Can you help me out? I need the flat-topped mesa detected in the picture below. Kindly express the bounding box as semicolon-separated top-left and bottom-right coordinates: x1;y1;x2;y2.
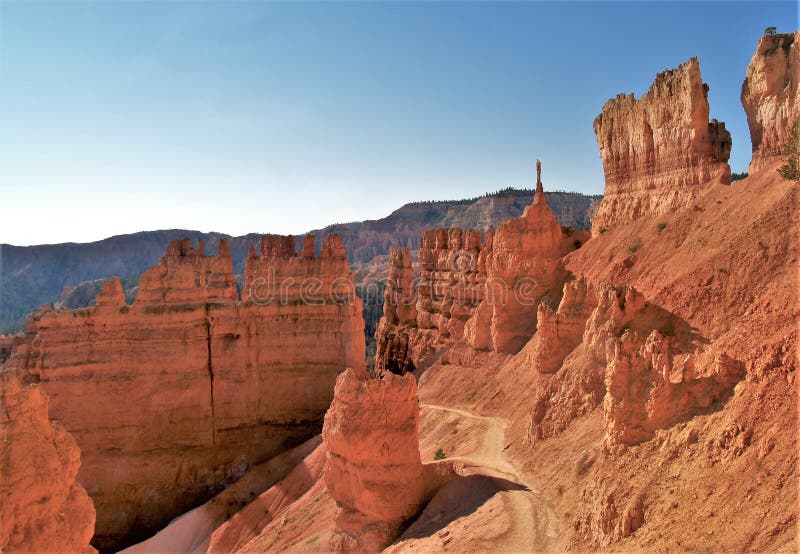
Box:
323;368;442;552
742;31;800;173
137;238;237;305
11;233;365;551
0;369;96;553
592;57;732;234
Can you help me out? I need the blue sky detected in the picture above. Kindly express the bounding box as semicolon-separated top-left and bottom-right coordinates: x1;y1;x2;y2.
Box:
0;1;796;245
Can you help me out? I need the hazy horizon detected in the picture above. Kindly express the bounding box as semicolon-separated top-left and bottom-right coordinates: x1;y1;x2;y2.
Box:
1;1;795;246
0;186;601;248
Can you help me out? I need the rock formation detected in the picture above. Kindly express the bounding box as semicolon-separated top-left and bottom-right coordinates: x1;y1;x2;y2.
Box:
592;57;732;233
375;230;488;371
526;280;745;449
573;484;646;547
604;330;744;447
481;162;580;352
7;234;365;551
375;162;588;370
527;277;597;374
323;368;443;552
741;31;800;172
0;334;22;364
0;369;96;553
374;248;418;374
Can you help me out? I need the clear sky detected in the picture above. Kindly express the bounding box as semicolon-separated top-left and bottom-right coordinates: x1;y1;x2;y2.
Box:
0;1;796;246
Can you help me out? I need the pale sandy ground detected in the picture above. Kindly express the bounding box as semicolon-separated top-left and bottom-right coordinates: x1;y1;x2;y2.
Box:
387;403;562;553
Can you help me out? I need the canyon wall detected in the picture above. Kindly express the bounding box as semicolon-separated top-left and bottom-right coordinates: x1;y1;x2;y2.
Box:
741;31;800;172
0;369;96;553
9;234;364;551
376;164;588;371
592;57;732;233
323;368;444;552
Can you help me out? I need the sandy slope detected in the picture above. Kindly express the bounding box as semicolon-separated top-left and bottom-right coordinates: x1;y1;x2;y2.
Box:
120;437;322;554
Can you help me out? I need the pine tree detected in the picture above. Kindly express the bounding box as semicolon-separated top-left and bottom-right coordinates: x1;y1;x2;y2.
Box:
778;117;800;182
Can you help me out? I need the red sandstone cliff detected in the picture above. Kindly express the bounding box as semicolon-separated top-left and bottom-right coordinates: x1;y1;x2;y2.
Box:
0;369;95;553
592;58;732;233
742;31;800;172
7;234;364;551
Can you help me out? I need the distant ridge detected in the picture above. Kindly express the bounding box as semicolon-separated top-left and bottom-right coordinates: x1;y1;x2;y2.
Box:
0;188;599;333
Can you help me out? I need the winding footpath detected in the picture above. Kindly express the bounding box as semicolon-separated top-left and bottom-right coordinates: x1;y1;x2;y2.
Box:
420;403;562;552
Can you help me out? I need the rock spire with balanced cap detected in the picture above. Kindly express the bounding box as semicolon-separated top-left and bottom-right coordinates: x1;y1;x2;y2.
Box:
533;159;545;205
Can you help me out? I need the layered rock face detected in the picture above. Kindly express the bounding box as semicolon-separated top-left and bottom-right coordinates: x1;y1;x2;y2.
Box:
376;163;587;370
592;57;732;233
9;234;364;551
0;369;95;553
376;230;488;371
323;368;441;552
417;228;486;349
741;31;800;172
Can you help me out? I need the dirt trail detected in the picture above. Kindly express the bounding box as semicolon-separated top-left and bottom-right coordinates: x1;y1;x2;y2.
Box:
420;403;562;552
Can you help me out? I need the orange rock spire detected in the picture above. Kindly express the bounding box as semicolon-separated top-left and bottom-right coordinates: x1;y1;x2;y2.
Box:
533;158;545;205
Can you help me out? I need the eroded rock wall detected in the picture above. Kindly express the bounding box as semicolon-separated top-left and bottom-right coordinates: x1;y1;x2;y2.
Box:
592;58;731;233
604;330;744;448
9;235;364;551
526;281;745;449
374;248;418;374
741;31;800;172
376;164;587;368
0;370;96;553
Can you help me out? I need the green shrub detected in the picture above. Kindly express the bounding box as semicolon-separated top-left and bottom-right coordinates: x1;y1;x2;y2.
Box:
627;238;643;253
434;448;446;461
778;117;800;182
657;223;667;234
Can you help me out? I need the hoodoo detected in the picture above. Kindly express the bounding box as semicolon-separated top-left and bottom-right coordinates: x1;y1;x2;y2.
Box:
6;234;365;551
323;368;444;553
591;58;732;233
741;30;800;172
